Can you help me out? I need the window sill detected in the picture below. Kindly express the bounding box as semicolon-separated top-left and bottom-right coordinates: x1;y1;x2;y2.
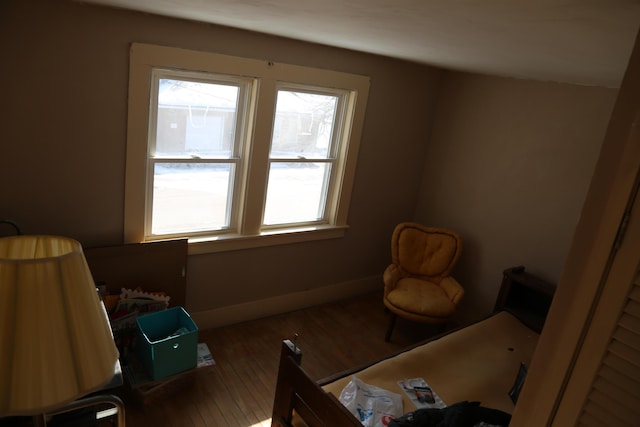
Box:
186;225;349;255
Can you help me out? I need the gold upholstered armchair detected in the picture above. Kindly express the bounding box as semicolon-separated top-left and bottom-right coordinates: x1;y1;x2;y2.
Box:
383;222;464;341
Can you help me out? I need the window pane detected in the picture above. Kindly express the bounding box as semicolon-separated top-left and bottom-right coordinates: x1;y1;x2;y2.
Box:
263;162;330;225
270;90;338;159
151;163;233;234
155;79;239;158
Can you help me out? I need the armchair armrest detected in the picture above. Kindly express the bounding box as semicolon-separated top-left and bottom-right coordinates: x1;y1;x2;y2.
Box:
440;276;464;305
383;264;402;297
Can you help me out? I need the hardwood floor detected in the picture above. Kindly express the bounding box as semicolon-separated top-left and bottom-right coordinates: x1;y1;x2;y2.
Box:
115;291;441;427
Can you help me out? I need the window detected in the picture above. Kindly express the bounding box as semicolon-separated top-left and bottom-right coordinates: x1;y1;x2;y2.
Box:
125;44;370;253
150;72;249;236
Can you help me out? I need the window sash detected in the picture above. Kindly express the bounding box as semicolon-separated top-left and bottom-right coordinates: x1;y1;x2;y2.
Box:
262;160;333;227
146;158;240;239
145;69;253;239
262;85;348;228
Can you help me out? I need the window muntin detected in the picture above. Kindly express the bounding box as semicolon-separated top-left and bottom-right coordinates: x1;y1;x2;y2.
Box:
125;44;370;252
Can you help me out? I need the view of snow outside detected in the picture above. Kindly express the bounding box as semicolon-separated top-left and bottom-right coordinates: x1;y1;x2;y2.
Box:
151;78;338;235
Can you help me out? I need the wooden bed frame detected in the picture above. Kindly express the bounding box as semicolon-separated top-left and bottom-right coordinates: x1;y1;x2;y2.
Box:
271;266;555;427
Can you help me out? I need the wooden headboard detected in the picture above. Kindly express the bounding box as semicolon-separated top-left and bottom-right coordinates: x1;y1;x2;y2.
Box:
83;239;188;308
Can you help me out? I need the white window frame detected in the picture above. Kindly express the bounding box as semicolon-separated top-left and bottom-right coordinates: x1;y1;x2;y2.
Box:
124;43;370;254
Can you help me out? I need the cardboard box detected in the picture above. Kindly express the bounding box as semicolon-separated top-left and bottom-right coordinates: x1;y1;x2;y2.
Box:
136;306;198;380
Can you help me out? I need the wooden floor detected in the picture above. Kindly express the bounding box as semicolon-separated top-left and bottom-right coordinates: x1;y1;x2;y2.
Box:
115;291;441;427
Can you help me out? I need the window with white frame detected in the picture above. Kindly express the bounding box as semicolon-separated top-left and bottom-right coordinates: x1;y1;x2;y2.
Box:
124;44;370;253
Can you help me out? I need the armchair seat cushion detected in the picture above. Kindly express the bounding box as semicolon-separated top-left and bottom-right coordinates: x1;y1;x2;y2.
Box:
385;278;456;318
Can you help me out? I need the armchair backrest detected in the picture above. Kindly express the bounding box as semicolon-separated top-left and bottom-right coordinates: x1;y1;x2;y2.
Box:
391;223;462;280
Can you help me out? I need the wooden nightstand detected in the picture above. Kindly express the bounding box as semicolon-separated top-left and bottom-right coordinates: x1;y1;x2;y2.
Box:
495;266;556;333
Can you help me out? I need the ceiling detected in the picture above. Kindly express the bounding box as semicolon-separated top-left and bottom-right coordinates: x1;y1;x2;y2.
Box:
80;0;640;88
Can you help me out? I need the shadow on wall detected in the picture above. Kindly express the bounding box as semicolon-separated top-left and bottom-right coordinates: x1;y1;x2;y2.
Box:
0;220;23;237
450;233;494;325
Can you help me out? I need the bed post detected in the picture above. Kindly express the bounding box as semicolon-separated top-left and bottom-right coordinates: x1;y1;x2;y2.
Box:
271;339;302;427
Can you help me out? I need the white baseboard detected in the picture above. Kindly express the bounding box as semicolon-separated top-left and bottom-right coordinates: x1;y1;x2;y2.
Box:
190;275;381;330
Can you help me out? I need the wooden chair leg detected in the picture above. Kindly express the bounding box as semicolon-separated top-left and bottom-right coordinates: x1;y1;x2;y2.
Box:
385;313;397;342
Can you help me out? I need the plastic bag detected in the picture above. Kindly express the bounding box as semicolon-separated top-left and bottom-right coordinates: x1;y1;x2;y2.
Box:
339;376;403;427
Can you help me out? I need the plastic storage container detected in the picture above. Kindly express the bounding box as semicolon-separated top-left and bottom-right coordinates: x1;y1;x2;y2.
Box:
136;306;198;380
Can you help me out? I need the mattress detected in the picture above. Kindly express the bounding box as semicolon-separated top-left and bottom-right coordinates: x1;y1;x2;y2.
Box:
321;311;540;415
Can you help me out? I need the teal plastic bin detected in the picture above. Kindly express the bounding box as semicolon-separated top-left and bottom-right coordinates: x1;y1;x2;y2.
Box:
136;306;198;380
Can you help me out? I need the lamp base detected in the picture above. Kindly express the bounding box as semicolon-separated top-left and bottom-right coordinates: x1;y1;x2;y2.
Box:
34;395;125;427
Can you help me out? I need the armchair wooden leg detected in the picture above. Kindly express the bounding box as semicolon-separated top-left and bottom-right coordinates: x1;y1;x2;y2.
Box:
385;313;397;342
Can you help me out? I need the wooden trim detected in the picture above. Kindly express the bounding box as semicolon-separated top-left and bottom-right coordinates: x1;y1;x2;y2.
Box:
552;170;640;424
190;275;381;329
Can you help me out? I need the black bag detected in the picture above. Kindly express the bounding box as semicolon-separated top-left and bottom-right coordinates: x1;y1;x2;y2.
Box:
388;401;511;427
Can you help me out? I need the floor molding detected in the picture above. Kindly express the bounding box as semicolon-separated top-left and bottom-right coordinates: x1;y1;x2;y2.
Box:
191;275;381;330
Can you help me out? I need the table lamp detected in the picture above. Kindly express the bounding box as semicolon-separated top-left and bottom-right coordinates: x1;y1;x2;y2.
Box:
0;235;121;425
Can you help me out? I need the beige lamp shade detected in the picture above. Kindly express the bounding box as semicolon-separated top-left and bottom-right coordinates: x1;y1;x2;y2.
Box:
0;235;119;416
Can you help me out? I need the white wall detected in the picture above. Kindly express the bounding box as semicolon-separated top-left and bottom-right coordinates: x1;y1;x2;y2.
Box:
415;72;618;323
